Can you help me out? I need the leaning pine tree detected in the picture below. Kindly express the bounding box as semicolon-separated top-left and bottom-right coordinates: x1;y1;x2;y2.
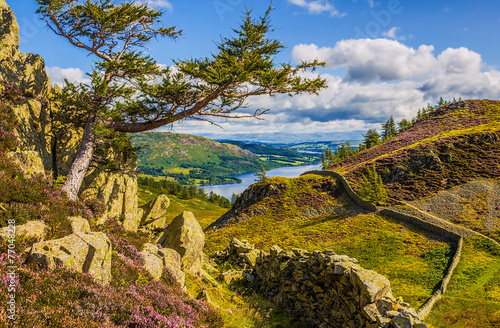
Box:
36;0;327;201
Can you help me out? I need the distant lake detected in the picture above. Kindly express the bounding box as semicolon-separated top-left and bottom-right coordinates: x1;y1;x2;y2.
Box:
200;163;322;200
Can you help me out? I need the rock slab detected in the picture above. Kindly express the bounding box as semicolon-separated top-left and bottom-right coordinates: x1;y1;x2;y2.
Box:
158;211;205;274
29;232;112;285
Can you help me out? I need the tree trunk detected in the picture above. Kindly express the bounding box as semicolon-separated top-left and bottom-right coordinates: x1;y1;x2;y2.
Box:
61;112;97;201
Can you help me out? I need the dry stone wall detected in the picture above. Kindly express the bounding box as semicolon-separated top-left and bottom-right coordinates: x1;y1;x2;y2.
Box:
301;170;468;320
214;239;427;328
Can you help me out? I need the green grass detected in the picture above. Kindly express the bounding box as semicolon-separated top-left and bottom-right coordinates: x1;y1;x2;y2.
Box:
185;267;309;328
205;174;452;309
426;237;500;328
138;184;228;229
165;167;194;174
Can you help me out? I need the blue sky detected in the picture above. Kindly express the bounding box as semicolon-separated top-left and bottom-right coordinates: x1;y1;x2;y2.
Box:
6;0;500;141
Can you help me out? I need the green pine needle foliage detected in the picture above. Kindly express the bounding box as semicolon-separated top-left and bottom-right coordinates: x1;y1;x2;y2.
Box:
358;164;388;204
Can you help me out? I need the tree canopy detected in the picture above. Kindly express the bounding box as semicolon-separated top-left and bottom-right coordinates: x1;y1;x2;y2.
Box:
36;0;327;200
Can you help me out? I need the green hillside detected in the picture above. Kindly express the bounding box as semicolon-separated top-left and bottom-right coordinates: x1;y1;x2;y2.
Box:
288;140;362;153
205;174;453;309
330;100;500;201
132;132;319;185
325;99;500;242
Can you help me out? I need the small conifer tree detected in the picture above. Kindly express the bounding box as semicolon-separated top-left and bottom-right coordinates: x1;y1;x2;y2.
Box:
358;164;388;204
381;116;397;141
254;164;268;182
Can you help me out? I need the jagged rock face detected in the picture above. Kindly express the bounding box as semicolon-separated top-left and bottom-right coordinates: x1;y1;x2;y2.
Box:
0;0;50;96
28;232;112;285
0;1;53;168
158;211;205;274
0;1;141;231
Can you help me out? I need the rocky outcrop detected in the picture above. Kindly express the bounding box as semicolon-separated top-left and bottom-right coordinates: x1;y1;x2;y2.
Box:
1;0;53;168
139;194;170;233
140;243;185;289
28;232;112;285
139;194;170;224
140;243;165;280
207;182;287;231
79;150;140;232
213;238;427;328
157;211;205;274
0;0;142;231
0;220;48;243
7;151;46;176
69;216;91;234
0;0;51;96
159;247;186;289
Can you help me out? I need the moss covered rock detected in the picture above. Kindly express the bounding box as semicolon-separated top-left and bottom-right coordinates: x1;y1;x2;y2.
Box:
158;211;205;274
28;232;112;285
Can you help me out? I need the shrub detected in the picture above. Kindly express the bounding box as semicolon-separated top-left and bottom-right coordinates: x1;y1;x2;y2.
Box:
358;164;388;204
0;256;222;327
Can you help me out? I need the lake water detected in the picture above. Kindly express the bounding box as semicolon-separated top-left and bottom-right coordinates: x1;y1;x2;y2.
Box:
200;163;322;200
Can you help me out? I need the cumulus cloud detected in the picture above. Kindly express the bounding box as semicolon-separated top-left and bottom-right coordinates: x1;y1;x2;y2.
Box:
286;39;500;121
288;0;344;17
421;47;500;99
292;39;436;83
46;67;89;86
138;0;173;10
175;39;500;138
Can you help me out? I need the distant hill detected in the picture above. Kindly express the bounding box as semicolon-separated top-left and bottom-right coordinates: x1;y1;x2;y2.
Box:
219;139;322;163
131;132;319;185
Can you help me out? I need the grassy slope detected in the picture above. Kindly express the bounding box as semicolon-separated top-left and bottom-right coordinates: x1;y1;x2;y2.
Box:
426;237;500;328
138;184;228;229
202;175;500;328
205;174;452;309
330;100;500;201
133;132;258;170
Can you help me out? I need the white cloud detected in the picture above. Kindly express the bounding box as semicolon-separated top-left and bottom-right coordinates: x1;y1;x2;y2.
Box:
382;27;406;40
367;0;375;8
288;0;344;17
139;0;173;10
46;67;89;86
292;39;437;83
172;40;500;138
